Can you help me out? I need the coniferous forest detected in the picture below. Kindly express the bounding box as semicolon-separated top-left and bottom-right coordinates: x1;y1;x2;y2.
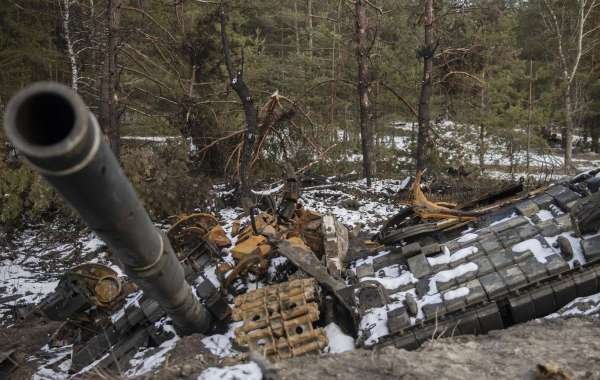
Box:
1;0;600;227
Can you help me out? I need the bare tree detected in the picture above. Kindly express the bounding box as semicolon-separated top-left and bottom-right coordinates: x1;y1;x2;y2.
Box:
416;0;435;173
307;0;314;58
99;0;122;158
219;3;258;209
354;0;376;186
541;0;599;173
59;0;79;91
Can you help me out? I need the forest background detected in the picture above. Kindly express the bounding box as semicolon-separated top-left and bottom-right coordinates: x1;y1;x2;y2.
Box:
1;0;599;230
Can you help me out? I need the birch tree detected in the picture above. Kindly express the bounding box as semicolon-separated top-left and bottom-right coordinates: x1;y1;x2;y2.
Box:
541;0;600;172
59;0;79;91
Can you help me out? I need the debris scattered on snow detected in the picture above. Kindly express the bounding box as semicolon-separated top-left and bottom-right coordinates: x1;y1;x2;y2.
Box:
125;326;179;377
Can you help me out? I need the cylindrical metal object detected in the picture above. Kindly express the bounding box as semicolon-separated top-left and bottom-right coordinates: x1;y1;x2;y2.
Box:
3;82;212;334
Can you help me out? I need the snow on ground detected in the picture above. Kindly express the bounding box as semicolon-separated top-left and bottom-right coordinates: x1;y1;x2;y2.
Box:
299;179;405;233
32;345;72;380
341;120;600;178
201;321;243;358
197;362;262;380
325;323;355;353
125;328;179;377
0;228;112;321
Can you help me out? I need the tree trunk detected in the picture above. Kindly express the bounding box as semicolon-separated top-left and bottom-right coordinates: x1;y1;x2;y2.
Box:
592;117;599;153
354;0;375;185
416;0;434;173
526;59;533;175
99;0;121;159
478;125;485;174
478;71;485;174
220;5;257;209
307;0;313;58
329;0;342;128
564;84;574;173
294;0;301;55
61;0;78;91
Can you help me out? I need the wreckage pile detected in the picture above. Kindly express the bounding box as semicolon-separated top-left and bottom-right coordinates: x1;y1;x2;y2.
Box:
2;83;600;377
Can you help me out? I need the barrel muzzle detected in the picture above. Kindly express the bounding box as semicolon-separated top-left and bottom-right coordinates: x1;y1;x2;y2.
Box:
3;82;99;175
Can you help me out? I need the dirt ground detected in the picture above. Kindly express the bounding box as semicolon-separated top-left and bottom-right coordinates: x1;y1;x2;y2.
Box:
2;303;600;379
0;319;63;379
268;317;600;380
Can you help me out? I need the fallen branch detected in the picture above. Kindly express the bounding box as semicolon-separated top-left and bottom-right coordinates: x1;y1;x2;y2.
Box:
195;129;245;155
296;143;339;174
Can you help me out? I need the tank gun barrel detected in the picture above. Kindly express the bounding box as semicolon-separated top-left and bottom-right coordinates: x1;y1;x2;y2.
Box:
3;82;212;334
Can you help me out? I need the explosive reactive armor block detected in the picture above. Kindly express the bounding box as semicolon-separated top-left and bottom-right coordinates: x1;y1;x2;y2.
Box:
232;278;328;360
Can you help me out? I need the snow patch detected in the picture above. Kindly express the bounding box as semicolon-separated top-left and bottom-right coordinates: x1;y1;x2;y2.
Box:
125;326;179;376
458;233;478;243
443;286;469;301
251;183;284;196
359;302;404;346
512;239;557;264
198;362;262;380
325;323;355;353
33;345;72;380
361;270;417;290
201;321;242;358
535;209;554;222
546;292;600;318
429;262;478;295
427;246;478;266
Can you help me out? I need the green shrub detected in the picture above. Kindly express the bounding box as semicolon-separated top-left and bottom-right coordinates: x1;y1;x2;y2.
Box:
121;140;212;219
0;139;212;231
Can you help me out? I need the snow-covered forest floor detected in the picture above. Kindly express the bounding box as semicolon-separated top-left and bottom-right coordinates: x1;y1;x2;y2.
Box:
2;173;600;379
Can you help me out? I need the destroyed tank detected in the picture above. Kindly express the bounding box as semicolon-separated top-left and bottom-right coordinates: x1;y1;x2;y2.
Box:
350;171;600;349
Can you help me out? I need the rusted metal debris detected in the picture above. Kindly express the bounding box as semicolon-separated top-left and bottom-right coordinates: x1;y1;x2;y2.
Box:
37;263;133;322
232;278;328;360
